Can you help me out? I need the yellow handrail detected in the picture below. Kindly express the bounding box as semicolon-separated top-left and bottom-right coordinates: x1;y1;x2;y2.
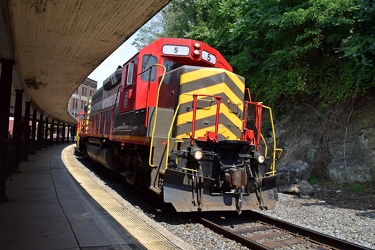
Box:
148;64;167;167
166;102;182;169
165;93;190;169
260;133;268;157
181;167;198;172
260;104;282;175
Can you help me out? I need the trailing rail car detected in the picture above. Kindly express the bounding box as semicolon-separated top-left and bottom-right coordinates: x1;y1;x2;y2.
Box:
76;38;282;213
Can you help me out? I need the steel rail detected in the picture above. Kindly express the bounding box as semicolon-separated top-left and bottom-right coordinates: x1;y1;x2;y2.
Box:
246;211;371;250
192;215;271;250
192;211;372;250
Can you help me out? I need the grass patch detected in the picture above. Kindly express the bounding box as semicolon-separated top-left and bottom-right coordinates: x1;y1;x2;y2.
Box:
339;183;349;189
307;175;319;184
323;180;335;188
351;183;363;192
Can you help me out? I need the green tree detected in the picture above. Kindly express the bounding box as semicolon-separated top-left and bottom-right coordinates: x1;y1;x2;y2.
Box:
133;0;375;108
131;12;165;50
340;0;375;95
132;0;198;49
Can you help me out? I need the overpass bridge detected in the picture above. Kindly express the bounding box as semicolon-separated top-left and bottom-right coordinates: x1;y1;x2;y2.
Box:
0;0;171;202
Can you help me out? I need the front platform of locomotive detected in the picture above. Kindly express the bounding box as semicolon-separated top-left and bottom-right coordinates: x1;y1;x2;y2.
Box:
164;138;278;213
156;40;280;213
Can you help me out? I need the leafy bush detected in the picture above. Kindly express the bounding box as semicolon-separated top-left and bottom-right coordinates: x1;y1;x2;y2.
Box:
134;0;375;110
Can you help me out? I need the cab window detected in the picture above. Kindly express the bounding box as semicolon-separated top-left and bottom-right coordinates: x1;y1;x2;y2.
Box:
164;60;174;72
126;63;134;86
164;60;182;72
141;54;157;82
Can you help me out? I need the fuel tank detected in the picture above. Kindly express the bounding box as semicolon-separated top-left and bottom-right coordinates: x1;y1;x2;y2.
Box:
86;144;121;173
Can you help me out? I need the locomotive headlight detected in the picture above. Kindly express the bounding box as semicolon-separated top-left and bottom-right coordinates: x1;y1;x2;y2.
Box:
193;49;200;57
193;42;201;57
191;148;203;160
256;154;265;164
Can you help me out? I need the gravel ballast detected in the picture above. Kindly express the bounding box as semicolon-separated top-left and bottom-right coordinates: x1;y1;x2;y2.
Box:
77;156;375;249
158;193;375;249
259;193;375;249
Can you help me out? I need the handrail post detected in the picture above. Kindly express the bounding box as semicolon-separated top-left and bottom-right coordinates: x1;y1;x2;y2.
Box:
191;95;198;146
214;96;221;137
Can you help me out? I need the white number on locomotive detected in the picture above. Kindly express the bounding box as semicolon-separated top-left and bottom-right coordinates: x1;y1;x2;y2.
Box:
202;50;216;64
162;45;190;56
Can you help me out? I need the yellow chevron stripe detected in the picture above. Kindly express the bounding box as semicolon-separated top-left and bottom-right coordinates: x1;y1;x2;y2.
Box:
179;84;224;104
176;123;239;140
222;104;243;128
179;83;243;106
180;68;227;85
226;71;246;93
176;103;243;130
180;68;245;95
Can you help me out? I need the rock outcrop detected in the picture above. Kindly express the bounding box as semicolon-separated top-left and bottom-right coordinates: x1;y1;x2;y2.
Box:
274;95;375;188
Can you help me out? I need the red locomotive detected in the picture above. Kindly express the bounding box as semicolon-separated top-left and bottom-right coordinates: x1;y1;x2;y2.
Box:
76;38;282;213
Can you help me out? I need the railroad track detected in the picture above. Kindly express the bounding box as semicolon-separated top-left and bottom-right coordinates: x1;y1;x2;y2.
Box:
75;155;372;249
193;211;371;250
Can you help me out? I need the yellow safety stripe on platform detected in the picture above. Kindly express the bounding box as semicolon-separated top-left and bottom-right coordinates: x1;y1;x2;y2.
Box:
61;145;186;250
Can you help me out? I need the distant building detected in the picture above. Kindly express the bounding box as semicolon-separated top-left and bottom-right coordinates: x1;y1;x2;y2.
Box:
68;78;97;120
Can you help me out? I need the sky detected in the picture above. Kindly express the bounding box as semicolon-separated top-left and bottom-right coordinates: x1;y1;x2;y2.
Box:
88;34;138;89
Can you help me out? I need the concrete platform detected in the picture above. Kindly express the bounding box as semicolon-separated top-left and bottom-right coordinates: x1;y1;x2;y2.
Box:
0;144;192;250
